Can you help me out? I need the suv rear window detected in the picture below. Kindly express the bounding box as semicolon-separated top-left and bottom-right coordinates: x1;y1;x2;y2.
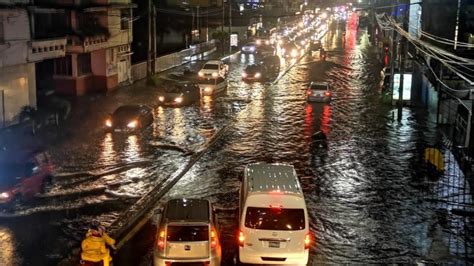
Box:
244;207;305;230
167;225;209;241
311;84;327;91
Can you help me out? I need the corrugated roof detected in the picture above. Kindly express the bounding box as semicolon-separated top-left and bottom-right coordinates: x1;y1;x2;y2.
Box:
246;163;301;194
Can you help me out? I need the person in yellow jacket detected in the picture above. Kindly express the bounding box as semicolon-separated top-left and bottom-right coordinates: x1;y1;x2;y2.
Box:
81;221;117;266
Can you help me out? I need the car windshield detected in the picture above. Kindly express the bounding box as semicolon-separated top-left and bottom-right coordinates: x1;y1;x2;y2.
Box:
113;106;140;117
244;207;305;230
203;64;219;70
246;65;260;72
311;84;328;91
164;85;184;93
166;225;209;241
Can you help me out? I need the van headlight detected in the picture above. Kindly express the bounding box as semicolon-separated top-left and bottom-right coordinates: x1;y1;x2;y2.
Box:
204;87;213;93
127;120;138;128
254;72;261;78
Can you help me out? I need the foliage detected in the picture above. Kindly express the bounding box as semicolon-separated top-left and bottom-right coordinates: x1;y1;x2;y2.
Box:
212;31;229;42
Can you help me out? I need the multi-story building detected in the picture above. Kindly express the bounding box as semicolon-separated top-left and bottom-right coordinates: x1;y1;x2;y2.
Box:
0;0;67;126
35;0;135;96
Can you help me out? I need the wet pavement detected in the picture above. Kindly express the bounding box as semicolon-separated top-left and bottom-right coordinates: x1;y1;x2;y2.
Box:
1;14;473;265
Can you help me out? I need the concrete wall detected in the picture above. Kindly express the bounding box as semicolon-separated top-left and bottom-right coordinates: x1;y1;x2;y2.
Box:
0;9;30;68
0;63;36;125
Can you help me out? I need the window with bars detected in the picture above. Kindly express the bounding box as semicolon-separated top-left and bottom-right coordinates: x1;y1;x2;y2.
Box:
77;53;92;76
54;55;72;76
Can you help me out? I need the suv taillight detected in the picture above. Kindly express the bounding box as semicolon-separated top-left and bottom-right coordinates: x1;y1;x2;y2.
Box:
211;229;217;249
238;230;245;247
324;91;331;97
307;89;312;96
158;230;165;250
304;233;311;249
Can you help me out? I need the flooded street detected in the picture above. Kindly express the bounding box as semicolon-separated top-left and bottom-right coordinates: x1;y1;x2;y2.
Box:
0;15;472;265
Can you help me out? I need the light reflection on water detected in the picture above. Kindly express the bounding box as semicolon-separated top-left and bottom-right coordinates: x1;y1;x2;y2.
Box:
0;226;18;266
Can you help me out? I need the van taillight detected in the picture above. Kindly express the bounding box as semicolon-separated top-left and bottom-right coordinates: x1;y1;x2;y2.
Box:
304;233;311;249
211;229;217;249
238;231;245;247
158;230;165;250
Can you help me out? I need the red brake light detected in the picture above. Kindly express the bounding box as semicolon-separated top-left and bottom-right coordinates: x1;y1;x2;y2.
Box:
238;231;245;247
158;230;165;250
269;204;283;209
307;90;312;96
211;229;217;249
304;233;311;249
324;91;331;96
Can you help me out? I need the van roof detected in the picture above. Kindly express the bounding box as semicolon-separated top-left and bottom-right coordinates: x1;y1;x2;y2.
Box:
164;198;210;222
205;60;222;65
245;163;302;195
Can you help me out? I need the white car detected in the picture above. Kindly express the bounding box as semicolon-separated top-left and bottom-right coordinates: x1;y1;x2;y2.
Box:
198;60;228;78
306;81;332;103
238;163;311;265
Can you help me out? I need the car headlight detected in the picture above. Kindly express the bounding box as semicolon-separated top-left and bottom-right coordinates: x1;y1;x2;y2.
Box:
242;72;248;78
256;40;262;45
158;96;164;102
291;49;299;57
0;192;10;199
212;72;219;78
198;71;204;77
250;47;255;51
265;40;270;45
281;48;286;54
174;97;183;103
204;87;213;93
127;120;138;128
254;72;261;78
105;119;112;127
301;40;306;46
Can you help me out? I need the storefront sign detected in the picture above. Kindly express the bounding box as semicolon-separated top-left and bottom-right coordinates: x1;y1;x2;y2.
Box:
392;73;412;100
230;34;238;47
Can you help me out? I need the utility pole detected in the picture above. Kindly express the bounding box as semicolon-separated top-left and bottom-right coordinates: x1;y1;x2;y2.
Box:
229;0;232;54
197;6;200;42
397;0;408;121
147;0;156;76
388;1;397;104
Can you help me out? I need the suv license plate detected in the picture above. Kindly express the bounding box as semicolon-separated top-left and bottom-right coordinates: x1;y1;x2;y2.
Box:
269;241;280;248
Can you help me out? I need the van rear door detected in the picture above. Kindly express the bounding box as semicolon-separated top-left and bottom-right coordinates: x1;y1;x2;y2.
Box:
243;207;307;255
165;224;210;259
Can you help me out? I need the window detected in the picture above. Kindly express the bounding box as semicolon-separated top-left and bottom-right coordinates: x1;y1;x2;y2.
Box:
166;225;209;242
54;55;72;76
34;12;70;39
120;9;130;30
244;207;305;230
77;53;92;76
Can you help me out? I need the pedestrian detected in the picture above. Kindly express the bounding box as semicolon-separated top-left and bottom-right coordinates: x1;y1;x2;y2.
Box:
80;221;117;266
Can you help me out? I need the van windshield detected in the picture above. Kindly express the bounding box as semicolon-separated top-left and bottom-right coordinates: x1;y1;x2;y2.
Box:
244;207;305;230
166;225;209;241
203;64;219;70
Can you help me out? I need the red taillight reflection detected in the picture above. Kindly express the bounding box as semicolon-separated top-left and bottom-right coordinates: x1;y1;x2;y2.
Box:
304;233;311;249
158;230;165;250
238;231;245;247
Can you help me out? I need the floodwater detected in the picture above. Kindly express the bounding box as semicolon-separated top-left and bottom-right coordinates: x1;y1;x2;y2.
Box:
0;14;472;265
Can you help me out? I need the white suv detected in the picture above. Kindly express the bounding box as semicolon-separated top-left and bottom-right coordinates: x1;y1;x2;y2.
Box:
153;198;222;266
239;163;311;265
198;60;228;78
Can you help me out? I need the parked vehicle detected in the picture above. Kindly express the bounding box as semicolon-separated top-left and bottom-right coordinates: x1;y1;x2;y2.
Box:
197;77;227;96
280;43;300;58
153;198;222;266
255;37;272;46
242;64;266;82
158;83;201;106
241;42;257;54
198;60;229;78
310;40;322;52
306;82;332;103
260;55;281;74
0;149;53;205
105;105;153;133
239;163;311;265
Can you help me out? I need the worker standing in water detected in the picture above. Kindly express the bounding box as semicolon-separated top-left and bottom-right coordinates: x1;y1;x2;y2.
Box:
80;221;117;266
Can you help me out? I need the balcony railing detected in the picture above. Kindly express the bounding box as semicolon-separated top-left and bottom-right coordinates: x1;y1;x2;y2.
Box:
28;37;67;62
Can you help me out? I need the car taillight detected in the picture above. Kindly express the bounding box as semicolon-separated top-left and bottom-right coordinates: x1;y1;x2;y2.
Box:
307;90;312;96
238;231;245;247
304;233;311;249
158;230;165;250
211;229;217;249
324;91;331;97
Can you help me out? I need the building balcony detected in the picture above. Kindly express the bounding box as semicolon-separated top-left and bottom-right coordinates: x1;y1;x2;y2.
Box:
67;30;130;53
28;37;67;62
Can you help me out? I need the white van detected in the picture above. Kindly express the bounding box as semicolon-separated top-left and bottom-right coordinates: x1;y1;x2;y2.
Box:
238;163;311;265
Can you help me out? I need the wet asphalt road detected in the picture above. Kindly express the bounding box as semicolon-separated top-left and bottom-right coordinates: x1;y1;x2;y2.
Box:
1;14;473;265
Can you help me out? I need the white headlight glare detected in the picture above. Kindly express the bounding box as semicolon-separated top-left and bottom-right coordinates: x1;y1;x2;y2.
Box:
174;97;183;103
127;120;138;128
158;96;164;102
212;72;219;78
105;119;112;127
255;72;261;78
198;72;204;77
242;72;248;78
0;192;10;198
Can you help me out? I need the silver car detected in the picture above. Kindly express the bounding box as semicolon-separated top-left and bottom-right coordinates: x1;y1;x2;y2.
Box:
153;199;222;266
306;81;332;102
